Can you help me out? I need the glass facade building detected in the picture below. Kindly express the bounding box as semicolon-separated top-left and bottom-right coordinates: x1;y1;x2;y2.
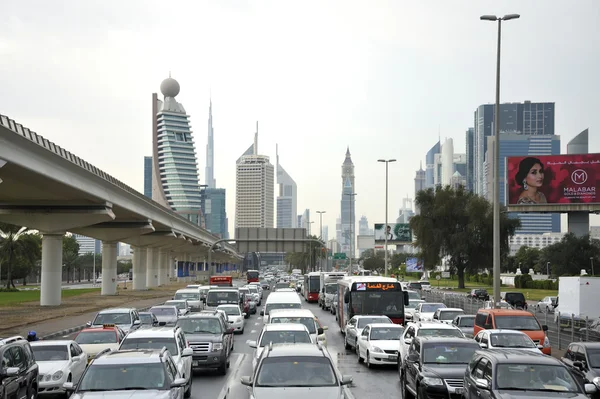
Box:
425;141;441;188
143;156;152;198
204;188;229;238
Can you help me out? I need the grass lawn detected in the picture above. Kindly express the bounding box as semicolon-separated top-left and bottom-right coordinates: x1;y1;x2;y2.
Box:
0;288;100;306
430;279;557;302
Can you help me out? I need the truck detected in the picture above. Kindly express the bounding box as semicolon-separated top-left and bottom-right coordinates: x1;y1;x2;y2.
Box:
318;272;346;310
554;276;600;331
209;275;233;287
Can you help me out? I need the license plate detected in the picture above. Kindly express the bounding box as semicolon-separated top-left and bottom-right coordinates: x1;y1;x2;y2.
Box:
192;361;199;367
388;355;398;361
455;388;464;395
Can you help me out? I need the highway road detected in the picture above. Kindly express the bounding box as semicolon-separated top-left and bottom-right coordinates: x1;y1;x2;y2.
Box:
52;288;402;399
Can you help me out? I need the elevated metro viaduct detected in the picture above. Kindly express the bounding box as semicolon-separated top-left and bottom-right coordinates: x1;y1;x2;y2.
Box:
0;114;241;306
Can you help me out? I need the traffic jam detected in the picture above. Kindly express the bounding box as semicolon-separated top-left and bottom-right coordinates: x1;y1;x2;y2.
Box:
1;270;600;398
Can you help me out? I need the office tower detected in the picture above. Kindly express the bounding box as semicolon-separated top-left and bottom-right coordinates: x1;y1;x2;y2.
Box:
414;162;425;195
335;217;342;243
474;101;555;195
235;124;274;228
205;99;216;189
276;145;298;228
204;188;229;238
151;76;204;226
300;209;311;231
143;156;152;198
340;147;355;257
397;198;415;224
73;234;101;256
322;226;329;242
358;216;370;236
298;215;303;228
425;140;441;188
465;128;475;192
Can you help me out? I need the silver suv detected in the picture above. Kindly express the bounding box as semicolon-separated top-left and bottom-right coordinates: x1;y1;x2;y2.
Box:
87;308;141;333
64;348;187;398
118;326;193;397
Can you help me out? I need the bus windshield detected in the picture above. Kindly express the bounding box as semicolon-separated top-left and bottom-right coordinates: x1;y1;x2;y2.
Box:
247;271;259;281
308;276;320;293
351;291;403;315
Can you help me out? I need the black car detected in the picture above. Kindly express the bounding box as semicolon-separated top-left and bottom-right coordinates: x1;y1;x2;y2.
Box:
561;342;600;398
469;289;490;301
0;336;39;399
501;292;528;310
465;348;596;399
400;336;480;399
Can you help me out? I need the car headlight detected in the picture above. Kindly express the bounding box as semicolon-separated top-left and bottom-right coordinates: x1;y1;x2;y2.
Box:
422;377;443;386
543;336;550;348
52;371;64;381
371;346;384;353
213;343;223;351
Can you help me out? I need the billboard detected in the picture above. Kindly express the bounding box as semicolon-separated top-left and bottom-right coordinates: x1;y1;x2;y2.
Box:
406;258;424;272
506;154;600;205
374;223;412;244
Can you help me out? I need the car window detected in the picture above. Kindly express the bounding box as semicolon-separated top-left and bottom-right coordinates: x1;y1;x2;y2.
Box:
472;358;488;379
75;331;117;344
357;317;391;329
177;318;223;334
1;350;13;368
494;315;541;330
120;337;178;355
255;356;337;387
93;313;132;325
259;331;311;346
9;347;25;369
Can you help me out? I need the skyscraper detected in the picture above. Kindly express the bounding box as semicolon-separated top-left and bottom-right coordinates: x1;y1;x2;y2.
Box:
143;156;152;198
425;141;441;189
322;226;329;242
465;127;475;192
276;145;298;228
414;162;425;213
358;215;370;236
205;99;216;189
235;124;274;228
151;76;204;226
340;147;355;257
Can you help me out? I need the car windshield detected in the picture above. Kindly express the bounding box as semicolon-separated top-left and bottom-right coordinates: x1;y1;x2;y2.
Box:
174;293;199;300
150;307;177;316
357;317;391;329
218;306;241;316
440;311;464;321
164;301;186;310
265;303;301;315
409;283;422;289
423;343;478;364
275;283;289;289
78;363;168;391
270;317;316;334
120;337;178;355
259;330;312;346
370;327;404;340
247;287;258;293
75;331;117;345
325;284;337;294
495;364;579;392
93;313;131;325
206;291;239;307
588;349;600;368
490;333;536;348
408;291;421;301
494;316;541;331
458;317;475;327
255;356;337;387
139;314;155;324
421;282;430;286
417;328;464;338
31;345;68;361
421;304;446;313
177;317;222;334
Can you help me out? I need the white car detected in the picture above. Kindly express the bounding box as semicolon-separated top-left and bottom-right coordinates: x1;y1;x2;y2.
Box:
31;340;87;395
217;304;246;334
248;323;312;369
164;299;191;316
398;321;465;367
413;302;446;322
118;326;194;397
344;315;393;350
432;308;465;324
268;308;328;346
474;329;545;353
245;285;262;305
404;299;425;322
356;323;404;367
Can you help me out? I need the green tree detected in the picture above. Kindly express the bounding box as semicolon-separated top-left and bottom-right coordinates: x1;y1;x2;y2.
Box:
0;222;41;288
359;248;375;261
390;252;411;269
285;235;325;273
514;246;540;274
62;235;80;283
539;233;600;276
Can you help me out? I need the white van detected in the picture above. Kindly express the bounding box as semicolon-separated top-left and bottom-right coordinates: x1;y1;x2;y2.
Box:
268;308;328;346
173;288;202;311
260;291;302;323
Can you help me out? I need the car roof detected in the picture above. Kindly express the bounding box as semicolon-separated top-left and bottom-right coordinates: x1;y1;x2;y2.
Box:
151;305;178;309
98;308;134;314
165;299;186;303
79;326;119;333
30;340;73;346
479;348;560;364
94;349;165;365
262;323;310;332
420;302;445;306
354;315;391;319
180;313;220;319
176;289;199;293
410;321;458;329
264;343;326;358
478;309;533;316
368;323;403;329
417;336;477;345
439;308;464;312
578;342;600;349
269;309;315;317
124;327;179;338
482;329;531;335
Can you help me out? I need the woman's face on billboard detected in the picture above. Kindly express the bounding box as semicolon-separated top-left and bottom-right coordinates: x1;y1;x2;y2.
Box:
525;163;544;188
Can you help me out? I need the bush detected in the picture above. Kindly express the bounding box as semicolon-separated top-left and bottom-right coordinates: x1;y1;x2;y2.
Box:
514;274;533;288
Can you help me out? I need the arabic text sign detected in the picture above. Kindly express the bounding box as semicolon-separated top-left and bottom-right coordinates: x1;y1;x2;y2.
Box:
506;154;600;205
353;282;401;291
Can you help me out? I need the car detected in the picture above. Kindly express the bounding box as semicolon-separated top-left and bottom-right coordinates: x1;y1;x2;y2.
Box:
240;343;353;397
31;340;87;396
245;285;262;306
451;315;475;338
561;342;600;395
176;312;234;375
474;329;545;353
0;335;39;399
356;323;404;367
465;349;597;398
398;321;466;367
164;300;191;316
500;291;528;310
482;300;513;310
400;337;480;399
432;308;465;324
87;307;141;333
536;296;558;313
469;289;490;301
405;299;425;323
268;308;328;346
413;302;447;322
248;323;312;370
138;311;160;328
149;305;180;326
64;348;187;398
420;281;432;291
343;315;393;350
118;326;194;397
74;324;126;363
217;304;246;334
173;289;203;312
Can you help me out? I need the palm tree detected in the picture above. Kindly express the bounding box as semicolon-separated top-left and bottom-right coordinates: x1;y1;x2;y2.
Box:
0;222;39;288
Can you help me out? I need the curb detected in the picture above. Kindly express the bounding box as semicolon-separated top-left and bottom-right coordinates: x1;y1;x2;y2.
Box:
40;303;160;340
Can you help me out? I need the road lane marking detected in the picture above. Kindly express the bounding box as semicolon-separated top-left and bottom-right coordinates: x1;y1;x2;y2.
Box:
217;352;246;399
254;322;260;326
250;330;257;333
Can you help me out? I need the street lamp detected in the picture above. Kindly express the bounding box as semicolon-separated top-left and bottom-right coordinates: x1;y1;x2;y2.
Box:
345;193;357;275
316;211;326;239
378;159;396;277
308;221;315;271
481;13;520;308
590;257;595;276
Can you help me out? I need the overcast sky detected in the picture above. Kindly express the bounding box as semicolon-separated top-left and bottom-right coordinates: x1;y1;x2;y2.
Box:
1;0;599;235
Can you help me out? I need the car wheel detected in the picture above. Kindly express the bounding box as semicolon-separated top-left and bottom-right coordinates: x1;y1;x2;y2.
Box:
217;363;227;375
344;335;351;350
240;327;244;334
184;375;192;398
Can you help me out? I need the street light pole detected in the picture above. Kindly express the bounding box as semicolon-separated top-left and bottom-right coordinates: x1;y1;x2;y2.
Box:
378;159;396;277
481;13;520;308
345;193;357;275
316;210;326;272
93;240;96;286
309;221;315;271
590;257;594;276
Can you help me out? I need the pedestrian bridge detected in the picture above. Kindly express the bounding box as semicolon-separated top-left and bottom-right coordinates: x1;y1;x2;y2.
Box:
0;114;240;305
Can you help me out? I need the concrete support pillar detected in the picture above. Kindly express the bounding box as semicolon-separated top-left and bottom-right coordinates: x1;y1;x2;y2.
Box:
146;247;159;288
132;246;147;290
157;250;167;286
40;233;64;306
101;242;118;295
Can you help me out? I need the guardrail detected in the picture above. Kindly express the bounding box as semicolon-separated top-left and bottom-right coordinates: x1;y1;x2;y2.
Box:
422;290;600;351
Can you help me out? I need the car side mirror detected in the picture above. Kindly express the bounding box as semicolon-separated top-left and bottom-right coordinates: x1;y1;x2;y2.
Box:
172;377;187;387
240;376;253;386
542;325;548;331
133;320;141;326
585;384;597;394
260;310;264;316
573;361;585;370
248;341;257;348
479;343;488;349
536;345;544;350
5;367;19;377
317;328;324;335
63;381;76;392
86;321;92;327
340;375;353;386
404;338;412;345
475;378;490;390
182;348;193;357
